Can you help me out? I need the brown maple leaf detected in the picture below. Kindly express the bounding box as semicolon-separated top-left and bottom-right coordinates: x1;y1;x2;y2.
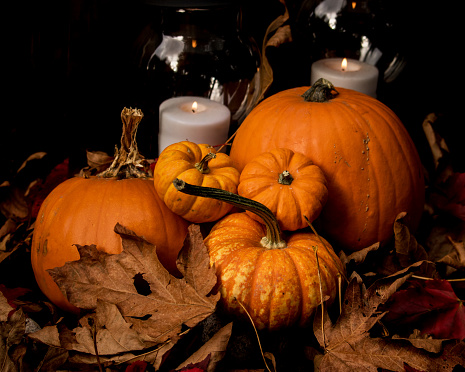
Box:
47;223;219;349
313;263;463;371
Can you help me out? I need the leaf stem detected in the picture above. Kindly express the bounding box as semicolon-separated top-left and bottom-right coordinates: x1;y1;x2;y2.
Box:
411;275;465;282
236;298;274;372
89;317;103;372
314;246;326;348
304;216;348;283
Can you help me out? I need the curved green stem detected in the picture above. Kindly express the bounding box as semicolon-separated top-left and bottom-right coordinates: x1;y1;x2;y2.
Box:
173;179;286;249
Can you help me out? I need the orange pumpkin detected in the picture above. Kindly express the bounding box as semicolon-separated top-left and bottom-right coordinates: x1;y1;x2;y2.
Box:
174;179;345;331
153;141;240;223
31;108;189;314
238;148;328;231
230;79;425;251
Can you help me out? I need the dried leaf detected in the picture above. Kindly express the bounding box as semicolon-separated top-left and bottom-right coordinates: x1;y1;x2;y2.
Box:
339;242;380;267
394;212;429;268
28;324;61;348
422;113;449;170
382;279;465;340
255;3;290;104
125;360;149;371
16;152;48;174
0;308;26;372
47;223;219;349
0;285;31;314
392;329;446;353
313;263;455;371
0;291;14;322
266;24;292;48
175;354;210;371
430;172;465;221
176;322;233;372
437;236;465;269
60;300;148;355
0;219;17;242
28;158;70;218
86;150;114;172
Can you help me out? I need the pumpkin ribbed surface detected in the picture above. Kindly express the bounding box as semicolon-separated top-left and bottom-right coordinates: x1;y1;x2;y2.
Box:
154;141;240;223
204;212;343;330
238;148;328;231
230;86;425;251
31;177;189;313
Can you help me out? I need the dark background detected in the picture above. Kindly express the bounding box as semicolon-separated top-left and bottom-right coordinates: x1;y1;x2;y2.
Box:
3;0;463;183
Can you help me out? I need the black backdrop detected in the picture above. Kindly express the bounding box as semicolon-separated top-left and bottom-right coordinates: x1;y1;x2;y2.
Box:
4;0;462;182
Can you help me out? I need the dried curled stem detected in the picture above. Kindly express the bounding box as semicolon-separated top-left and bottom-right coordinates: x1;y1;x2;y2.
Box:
98;107;149;179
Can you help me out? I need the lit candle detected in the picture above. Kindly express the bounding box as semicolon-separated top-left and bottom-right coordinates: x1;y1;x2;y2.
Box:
310;58;379;97
158;96;230;155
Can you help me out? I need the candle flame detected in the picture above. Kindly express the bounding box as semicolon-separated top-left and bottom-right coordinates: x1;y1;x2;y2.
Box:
352;2;356;9
341;58;348;71
192;39;197;48
191;101;198;113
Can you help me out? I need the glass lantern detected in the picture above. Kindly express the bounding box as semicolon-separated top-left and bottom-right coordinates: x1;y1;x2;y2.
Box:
131;0;261;156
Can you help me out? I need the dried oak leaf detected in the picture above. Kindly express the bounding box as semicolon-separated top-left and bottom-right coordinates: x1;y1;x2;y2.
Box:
313;263;461;371
48;223;219;348
382;279;465;340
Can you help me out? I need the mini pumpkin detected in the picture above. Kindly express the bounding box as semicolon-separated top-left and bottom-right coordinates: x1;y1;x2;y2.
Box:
153;141;240;223
31;109;189;314
174;179;345;331
230;78;425;251
238;148;328;231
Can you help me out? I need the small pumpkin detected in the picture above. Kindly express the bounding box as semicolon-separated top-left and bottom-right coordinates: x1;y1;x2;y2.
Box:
174;179;345;331
230;78;425;251
153;141;240;223
31;108;189;314
238;148;328;231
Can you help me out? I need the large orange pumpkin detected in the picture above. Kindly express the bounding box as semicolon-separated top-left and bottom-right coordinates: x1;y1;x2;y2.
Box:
174;179;345;331
229;79;425;251
31;108;189;314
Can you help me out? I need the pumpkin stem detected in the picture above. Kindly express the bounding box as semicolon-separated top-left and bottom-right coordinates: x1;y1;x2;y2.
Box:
173;179;286;249
302;78;339;103
278;170;293;185
98;108;149;179
195;152;216;174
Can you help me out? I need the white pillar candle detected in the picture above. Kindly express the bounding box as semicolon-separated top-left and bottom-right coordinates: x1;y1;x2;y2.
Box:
158;96;231;155
310;58;379;97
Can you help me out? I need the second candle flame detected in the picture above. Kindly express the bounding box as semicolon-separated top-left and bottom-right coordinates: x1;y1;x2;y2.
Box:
192;101;198;113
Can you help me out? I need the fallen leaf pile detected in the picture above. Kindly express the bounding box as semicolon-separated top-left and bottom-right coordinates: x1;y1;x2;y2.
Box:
1;115;464;372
